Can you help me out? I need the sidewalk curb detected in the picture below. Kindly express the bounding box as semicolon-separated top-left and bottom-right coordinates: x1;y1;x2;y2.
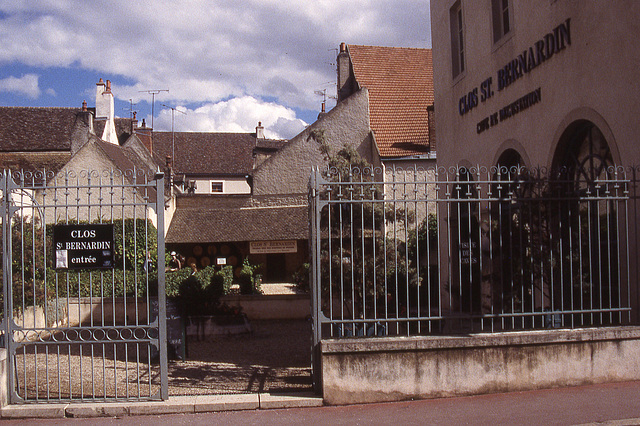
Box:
0;392;323;419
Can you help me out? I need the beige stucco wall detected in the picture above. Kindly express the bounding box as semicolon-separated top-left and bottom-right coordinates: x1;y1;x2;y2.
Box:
430;0;640;170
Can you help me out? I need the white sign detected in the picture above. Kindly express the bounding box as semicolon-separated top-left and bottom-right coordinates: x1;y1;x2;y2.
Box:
250;240;297;254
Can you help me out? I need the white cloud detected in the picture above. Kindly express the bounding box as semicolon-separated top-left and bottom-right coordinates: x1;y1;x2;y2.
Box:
0;1;430;135
151;96;307;139
0;1;430;110
0;74;40;98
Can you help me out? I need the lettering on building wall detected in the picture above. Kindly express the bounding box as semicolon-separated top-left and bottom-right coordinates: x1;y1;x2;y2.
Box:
477;88;541;134
457;18;571;133
53;224;115;269
250;240;298;254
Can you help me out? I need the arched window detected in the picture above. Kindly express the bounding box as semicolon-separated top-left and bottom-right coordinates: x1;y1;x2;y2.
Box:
553;120;614;193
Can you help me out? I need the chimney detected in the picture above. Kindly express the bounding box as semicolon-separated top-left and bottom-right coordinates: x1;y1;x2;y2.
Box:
135;118;153;154
96;78;118;144
427;104;436;153
256;121;265;139
337;42;353;102
165;155;174;194
78;99;93;130
317;101;328;120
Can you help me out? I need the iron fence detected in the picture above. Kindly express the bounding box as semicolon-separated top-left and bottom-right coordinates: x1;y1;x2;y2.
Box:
0;169;167;403
310;165;639;343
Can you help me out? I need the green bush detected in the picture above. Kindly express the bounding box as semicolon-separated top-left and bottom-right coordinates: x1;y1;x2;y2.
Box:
237;259;262;295
165;265;235;316
293;263;310;293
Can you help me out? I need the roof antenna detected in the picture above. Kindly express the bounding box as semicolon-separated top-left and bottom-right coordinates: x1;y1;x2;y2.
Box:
162;104;187;169
139;89;169;129
123;99;137;119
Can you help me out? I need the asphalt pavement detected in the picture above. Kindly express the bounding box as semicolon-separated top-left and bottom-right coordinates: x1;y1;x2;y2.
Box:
3;380;640;425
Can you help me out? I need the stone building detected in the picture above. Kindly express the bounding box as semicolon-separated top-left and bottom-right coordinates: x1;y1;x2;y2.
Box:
430;0;640;321
430;0;640;172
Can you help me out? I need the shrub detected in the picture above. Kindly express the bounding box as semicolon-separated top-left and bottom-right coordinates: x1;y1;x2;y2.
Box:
237;259;262;295
293;263;310;293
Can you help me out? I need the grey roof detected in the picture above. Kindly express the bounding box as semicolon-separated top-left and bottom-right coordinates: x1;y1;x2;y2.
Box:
166;205;309;244
152;132;257;176
0;107;81;152
0;152;71;173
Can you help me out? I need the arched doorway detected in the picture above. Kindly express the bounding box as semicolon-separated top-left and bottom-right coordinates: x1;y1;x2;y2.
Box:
552;120;621;326
552;120;614;190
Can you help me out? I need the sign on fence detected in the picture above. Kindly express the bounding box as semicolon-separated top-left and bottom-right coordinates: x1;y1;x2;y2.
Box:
53;224;115;269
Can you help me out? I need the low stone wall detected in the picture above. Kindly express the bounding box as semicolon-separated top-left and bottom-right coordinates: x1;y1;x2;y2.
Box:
221;294;310;320
10;293;310;330
321;326;640;405
66;297;151;326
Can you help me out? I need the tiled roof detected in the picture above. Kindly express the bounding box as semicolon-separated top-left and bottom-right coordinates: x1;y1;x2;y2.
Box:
347;45;433;158
152;132;256;175
0;107;81;152
166;205;308;243
0;152;71;173
255;138;287;152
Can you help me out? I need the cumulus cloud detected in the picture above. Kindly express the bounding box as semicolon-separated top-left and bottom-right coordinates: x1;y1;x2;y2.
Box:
152;96;307;139
0;74;40;98
0;1;430;132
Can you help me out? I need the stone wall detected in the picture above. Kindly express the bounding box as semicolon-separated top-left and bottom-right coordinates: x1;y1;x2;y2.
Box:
321;327;640;405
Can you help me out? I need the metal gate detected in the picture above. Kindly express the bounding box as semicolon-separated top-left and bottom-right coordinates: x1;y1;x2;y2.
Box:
310;165;639;356
0;169;167;403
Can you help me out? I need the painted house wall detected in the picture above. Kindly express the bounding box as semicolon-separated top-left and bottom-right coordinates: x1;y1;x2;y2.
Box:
191;176;251;194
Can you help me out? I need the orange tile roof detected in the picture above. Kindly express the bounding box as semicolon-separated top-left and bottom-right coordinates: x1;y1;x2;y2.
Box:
347;45;433;158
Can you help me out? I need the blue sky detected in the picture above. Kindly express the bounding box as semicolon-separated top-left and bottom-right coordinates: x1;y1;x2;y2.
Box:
0;1;431;139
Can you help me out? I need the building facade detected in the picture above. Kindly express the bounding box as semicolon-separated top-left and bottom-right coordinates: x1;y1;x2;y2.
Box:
430;0;640;322
430;0;640;172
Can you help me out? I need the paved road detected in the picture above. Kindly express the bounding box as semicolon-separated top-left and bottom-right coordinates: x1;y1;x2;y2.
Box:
5;381;640;425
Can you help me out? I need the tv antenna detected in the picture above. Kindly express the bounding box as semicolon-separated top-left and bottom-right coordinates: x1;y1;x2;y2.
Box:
162;104;187;166
123;99;137;119
139;89;169;129
315;88;337;112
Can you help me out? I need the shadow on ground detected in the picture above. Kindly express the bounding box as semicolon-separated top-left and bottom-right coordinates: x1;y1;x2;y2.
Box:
167;319;313;395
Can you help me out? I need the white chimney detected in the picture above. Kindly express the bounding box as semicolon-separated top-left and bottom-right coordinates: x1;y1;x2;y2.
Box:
96;79;118;145
256;121;265;139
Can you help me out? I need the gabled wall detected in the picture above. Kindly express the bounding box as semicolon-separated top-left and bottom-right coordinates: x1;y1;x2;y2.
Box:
252;89;377;196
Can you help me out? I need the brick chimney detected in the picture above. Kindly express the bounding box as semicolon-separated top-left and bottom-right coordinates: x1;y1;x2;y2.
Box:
337;42;354;102
427;104;436;153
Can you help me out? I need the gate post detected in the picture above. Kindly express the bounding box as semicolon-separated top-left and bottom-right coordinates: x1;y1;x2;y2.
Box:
0;170;7;406
155;172;168;400
309;167;325;393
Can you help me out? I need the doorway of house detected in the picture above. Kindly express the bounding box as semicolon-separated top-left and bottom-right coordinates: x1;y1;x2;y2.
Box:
266;253;287;282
